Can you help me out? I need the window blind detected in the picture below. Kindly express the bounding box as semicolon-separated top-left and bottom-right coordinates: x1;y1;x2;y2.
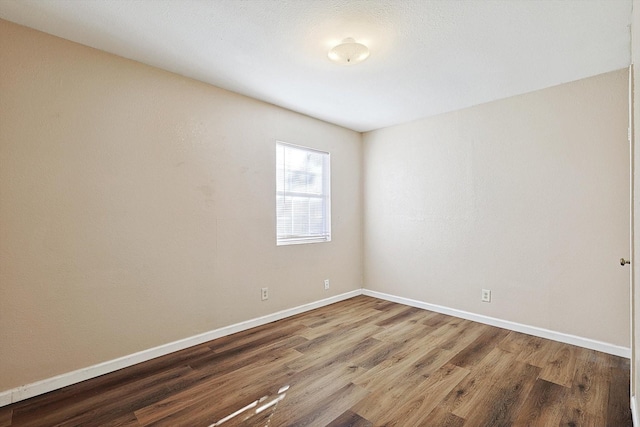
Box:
276;142;331;245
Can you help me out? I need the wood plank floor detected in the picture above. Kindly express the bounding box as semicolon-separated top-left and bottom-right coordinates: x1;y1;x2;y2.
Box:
0;296;631;426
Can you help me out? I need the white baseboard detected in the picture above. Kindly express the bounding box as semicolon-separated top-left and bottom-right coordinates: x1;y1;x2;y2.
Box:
2;287;630;408
0;289;362;408
0;390;11;407
362;289;631;359
632;395;638;427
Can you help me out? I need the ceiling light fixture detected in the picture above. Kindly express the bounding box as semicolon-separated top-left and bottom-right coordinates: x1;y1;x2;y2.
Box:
328;38;370;65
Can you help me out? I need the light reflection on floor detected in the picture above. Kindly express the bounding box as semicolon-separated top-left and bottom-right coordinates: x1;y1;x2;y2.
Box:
209;385;289;426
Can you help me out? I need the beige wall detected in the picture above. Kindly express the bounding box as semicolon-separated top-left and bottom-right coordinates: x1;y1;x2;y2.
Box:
363;69;630;347
0;20;363;391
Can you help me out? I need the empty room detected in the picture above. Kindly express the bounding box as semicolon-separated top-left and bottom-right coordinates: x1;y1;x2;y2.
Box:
2;0;640;425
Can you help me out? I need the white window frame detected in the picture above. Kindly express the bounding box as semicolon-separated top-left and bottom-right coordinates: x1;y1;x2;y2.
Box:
276;141;331;246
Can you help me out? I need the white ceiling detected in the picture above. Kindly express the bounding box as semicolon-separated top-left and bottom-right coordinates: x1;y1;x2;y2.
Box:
0;0;633;132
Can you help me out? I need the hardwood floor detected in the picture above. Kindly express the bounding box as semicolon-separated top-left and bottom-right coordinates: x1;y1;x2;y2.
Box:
0;296;631;426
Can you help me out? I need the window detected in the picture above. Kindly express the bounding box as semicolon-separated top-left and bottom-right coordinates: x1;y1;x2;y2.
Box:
276;141;331;245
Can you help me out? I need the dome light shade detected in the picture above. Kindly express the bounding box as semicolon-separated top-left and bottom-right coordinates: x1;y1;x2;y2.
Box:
328;38;370;65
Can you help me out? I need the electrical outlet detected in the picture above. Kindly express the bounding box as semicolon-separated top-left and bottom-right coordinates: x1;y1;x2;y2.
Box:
261;287;269;301
324;279;330;290
481;289;491;302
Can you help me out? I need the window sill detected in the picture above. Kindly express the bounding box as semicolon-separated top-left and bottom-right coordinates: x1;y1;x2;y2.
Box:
277;237;331;246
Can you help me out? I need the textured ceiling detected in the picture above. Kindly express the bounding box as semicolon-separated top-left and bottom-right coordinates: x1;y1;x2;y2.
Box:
0;0;632;132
